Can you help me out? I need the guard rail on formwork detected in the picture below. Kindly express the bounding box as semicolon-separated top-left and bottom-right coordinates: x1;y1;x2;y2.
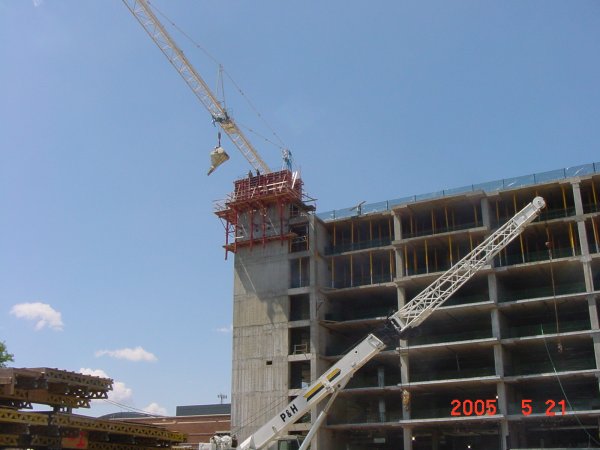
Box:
214;170;315;258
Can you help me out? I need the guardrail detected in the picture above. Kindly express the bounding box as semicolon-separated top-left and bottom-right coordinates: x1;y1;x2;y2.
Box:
317;162;600;221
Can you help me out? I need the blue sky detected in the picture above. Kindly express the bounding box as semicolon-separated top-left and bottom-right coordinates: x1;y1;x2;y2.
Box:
1;0;598;416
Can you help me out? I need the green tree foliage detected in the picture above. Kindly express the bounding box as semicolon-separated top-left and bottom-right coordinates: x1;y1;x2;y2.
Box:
0;341;14;367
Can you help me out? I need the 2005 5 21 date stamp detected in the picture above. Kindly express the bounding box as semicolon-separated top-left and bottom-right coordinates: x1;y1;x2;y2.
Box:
450;399;566;417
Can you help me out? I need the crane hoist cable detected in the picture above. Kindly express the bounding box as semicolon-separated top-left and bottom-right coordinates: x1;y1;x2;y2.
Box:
147;0;289;155
123;0;272;174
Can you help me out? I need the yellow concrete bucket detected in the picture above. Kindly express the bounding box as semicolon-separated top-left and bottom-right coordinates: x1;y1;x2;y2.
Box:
207;146;230;175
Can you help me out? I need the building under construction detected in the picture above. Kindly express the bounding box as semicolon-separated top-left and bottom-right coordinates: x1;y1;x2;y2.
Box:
219;162;600;450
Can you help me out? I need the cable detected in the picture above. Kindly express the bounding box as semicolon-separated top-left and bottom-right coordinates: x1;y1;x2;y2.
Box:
545;238;562;353
147;0;289;154
100;398;168;417
540;325;600;446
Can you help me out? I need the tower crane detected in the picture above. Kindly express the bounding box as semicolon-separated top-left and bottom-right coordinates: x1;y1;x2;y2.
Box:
122;4;547;449
122;0;272;176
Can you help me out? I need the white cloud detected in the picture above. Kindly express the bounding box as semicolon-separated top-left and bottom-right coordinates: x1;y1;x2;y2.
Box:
79;368;133;404
10;302;64;331
95;346;157;362
216;324;233;333
144;402;167;416
32;0;44;7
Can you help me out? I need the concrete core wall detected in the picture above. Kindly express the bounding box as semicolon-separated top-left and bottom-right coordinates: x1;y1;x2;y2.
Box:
232;242;290;442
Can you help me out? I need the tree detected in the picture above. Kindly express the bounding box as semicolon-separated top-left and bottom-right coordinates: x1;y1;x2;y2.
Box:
0;341;14;367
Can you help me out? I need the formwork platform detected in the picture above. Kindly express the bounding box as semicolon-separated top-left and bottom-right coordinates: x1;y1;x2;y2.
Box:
0;367;113;410
214;169;314;257
0;368;186;450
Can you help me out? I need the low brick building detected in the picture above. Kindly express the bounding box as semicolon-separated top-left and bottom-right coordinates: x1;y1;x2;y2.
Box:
106;404;231;446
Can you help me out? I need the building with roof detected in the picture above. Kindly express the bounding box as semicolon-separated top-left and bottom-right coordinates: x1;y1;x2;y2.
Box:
106;404;231;446
223;162;600;450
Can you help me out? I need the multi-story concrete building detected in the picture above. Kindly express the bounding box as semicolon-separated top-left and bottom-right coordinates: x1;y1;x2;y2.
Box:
218;163;600;450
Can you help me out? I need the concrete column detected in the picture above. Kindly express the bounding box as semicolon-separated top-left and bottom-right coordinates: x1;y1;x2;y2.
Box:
378;398;386;423
392;210;402;240
488;273;499;304
395;247;405;279
494;344;506;378
400;351;410;421
496;381;508;415
572;183;591;253
500;420;510;450
377;366;385;388
481;196;491;229
593;335;600;392
403;427;413;450
491;309;504;339
589;295;600;330
397;286;407;309
572;182;597;296
392;211;405;279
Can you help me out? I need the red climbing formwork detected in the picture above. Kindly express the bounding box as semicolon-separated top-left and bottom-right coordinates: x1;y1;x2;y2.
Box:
214;170;314;259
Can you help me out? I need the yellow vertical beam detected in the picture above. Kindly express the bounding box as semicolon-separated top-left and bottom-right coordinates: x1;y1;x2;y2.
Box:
545;227;552;259
448;235;453;266
404;246;408;276
469;234;473;252
561;185;568;213
413;246;417;274
513;194;518;214
569;223;576;255
592;181;598;206
592;218;600;252
425;239;429;273
445;206;449;230
474;204;478;227
431;209;435;234
496;201;500;225
370;251;373;284
332;257;335;287
389;250;394;279
520;234;525;263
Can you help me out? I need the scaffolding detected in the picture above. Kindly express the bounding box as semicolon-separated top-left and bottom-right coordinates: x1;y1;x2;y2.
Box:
214;170;314;258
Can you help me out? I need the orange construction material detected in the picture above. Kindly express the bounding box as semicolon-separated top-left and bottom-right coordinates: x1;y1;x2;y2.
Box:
215;170;313;258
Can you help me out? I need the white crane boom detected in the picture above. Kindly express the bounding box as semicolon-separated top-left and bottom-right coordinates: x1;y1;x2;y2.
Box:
122;0;272;174
389;195;546;336
239;196;546;450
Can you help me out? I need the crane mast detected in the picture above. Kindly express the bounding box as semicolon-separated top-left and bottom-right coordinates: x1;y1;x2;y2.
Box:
239;196;546;450
122;0;272;174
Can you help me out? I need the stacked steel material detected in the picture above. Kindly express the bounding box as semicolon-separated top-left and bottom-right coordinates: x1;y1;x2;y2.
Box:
0;367;186;450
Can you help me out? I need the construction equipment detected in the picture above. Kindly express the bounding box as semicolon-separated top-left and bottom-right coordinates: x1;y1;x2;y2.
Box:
237;196;545;450
121;3;547;448
122;0;271;175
